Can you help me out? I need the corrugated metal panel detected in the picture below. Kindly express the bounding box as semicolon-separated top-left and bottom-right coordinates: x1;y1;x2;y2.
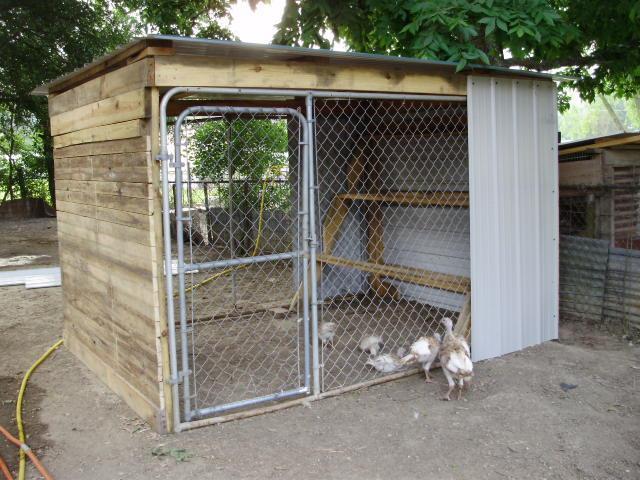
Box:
468;76;559;361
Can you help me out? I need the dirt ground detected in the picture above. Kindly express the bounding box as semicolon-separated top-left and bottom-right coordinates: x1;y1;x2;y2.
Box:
1;218;639;480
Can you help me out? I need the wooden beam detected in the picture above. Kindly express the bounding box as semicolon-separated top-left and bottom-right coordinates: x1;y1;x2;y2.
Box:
51;89;150;136
53;119;146;149
154;55;467;96
338;191;469;207
454;291;471;340
560;134;640;156
48;59;153;116
54;135;150;158
318;254;470;294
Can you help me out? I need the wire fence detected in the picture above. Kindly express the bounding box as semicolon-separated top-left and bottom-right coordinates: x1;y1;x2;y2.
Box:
560;234;640;336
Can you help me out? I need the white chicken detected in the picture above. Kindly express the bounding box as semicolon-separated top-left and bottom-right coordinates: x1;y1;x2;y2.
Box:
400;333;441;382
365;352;405;373
439;317;473;401
359;335;384;356
319;321;336;347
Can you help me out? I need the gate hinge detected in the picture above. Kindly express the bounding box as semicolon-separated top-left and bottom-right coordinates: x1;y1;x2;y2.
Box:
156;153;171;163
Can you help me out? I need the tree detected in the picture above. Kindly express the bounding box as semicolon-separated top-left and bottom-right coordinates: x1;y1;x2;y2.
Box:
0;0;242;207
274;0;640;109
115;0;237;39
0;0;134;205
192;118;290;212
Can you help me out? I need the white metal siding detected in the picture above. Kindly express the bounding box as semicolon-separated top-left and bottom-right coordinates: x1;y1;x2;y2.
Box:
468;76;559;361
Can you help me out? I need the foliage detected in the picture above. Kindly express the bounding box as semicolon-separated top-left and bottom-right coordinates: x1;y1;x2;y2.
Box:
559;95;640;142
0;0;135;205
274;0;640;109
0;0;241;206
0;107;50;202
192;119;291;211
116;0;236;39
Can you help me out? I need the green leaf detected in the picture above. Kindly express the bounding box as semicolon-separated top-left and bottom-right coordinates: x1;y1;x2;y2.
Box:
455;58;468;72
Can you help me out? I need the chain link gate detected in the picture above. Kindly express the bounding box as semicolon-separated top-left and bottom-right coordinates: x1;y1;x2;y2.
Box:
167;105;313;423
160;89;468;429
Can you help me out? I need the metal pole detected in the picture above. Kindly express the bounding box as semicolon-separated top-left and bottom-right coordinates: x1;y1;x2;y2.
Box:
159;86;466;104
159;103;181;432
305;95;321;396
300;110;311;392
174;115;192;422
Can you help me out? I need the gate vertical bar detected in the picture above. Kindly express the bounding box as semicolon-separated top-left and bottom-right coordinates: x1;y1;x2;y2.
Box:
159;95;180;431
174;118;192;421
306;95;321;396
300;107;311;391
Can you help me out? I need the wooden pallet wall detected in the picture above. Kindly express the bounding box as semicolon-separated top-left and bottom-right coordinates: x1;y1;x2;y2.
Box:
48;58;171;432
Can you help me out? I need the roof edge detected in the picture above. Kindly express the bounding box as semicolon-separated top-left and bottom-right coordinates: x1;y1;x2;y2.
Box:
34;35;558;96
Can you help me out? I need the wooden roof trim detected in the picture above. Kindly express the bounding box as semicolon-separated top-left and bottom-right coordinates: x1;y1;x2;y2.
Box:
560;133;640;156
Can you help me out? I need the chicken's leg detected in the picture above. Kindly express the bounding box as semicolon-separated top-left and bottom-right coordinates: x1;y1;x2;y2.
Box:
423;361;434;383
442;368;455;401
457;378;464;400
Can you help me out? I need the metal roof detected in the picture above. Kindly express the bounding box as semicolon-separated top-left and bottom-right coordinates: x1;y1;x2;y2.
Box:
35;34;557;95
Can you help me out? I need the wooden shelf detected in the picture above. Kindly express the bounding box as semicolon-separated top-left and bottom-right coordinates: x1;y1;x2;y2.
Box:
337;191;469;208
318;254;470;294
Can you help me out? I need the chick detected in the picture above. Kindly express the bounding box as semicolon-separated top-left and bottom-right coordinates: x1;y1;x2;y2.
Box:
439;317;473;401
319;321;336;347
365;352;404;373
400;333;442;382
359;335;384;356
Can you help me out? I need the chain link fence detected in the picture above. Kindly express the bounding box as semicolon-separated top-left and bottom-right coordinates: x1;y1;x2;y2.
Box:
169;98;470;419
313;99;469;392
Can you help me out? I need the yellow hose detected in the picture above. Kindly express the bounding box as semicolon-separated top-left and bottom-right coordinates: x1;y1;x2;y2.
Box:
16;339;63;480
180;178;269;295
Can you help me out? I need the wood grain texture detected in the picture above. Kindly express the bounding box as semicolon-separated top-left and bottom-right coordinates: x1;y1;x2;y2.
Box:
51;89;149;136
154;55;467;95
53;119;146;149
48;59;152;116
318;254;470;294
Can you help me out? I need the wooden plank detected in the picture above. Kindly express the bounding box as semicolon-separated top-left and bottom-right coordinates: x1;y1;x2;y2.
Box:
54;135;150;158
454;290;471;340
57;180;152;199
60;255;157;315
55;151;152;182
57;211;153;247
64;330;163;431
57;199;151;230
53;119;145;149
318;254;470;294
154;55;467;96
338;191;469;207
322;197;349;254
47;40;151;94
58;216;153;265
560;134;640;155
559;158;603;187
48;59;152;116
51;89;149;136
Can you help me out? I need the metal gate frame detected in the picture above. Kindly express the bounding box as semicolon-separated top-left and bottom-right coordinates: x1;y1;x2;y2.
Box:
159;87;466;432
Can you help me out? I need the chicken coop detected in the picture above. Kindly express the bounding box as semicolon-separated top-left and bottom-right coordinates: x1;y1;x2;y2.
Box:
559;132;640;249
36;35;559;433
